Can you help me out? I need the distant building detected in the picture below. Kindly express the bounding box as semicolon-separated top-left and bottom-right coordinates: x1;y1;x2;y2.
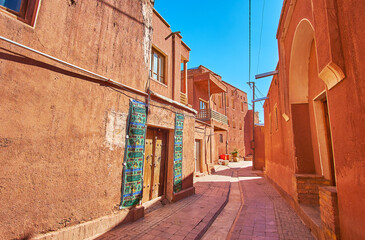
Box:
187;65;250;174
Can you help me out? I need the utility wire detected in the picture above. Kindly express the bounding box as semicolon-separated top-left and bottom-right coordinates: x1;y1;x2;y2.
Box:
255;86;266;97
256;0;266;74
249;0;251;83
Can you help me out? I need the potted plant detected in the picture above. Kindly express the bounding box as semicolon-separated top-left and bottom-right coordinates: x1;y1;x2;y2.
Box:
231;148;238;158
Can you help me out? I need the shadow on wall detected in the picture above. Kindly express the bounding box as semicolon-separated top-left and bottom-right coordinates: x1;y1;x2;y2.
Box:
0;48;107;87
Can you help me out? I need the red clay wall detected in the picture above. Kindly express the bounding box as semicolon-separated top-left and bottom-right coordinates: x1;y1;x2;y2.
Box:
0;1;196;239
265;0;365;238
0;2;151;238
326;1;365;238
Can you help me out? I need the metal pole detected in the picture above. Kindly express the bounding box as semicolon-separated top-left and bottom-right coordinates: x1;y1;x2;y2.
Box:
207;79;213;163
252;82;255;169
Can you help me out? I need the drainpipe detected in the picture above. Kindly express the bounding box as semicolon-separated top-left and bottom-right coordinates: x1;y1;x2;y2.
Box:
172;34;176;101
224;91;228;154
207;79;213;164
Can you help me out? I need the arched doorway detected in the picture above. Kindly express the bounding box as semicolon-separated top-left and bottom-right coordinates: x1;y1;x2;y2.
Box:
289;19;317;174
289;19;336;185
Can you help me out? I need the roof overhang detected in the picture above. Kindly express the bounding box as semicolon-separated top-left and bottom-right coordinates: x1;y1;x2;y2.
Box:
193;72;227;94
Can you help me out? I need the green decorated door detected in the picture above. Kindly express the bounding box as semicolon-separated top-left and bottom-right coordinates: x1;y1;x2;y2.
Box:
142;128;167;203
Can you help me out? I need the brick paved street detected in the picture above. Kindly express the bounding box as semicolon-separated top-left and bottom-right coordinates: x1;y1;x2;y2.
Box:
94;162;314;240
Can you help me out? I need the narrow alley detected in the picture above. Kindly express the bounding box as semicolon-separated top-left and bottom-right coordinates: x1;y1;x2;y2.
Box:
95;161;314;240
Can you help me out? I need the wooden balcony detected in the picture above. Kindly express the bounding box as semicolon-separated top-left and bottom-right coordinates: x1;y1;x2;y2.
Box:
197;109;228;125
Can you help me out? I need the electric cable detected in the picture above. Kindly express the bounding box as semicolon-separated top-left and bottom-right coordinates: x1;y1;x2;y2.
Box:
256;0;266;74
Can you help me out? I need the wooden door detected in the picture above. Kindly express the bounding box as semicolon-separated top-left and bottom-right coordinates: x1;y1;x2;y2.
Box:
323;99;336;185
142;128;167;203
195;140;201;172
151;131;163;199
142;129;153;203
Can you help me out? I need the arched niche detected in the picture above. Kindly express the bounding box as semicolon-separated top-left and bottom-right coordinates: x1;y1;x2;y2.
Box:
289;19;315;104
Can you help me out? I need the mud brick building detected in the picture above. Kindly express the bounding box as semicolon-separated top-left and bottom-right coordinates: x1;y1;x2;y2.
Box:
222;81;249;158
187;66;250;174
0;1;195;239
263;0;365;239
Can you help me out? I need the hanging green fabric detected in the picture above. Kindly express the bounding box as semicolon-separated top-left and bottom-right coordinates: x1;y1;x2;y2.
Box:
120;100;147;208
173;113;184;193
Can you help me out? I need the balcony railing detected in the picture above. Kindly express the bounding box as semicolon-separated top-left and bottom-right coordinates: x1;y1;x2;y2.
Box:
197;109;228;125
180;92;188;105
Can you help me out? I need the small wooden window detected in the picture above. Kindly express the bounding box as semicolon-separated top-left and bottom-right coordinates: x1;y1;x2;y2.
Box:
226;95;229;107
199;99;207;110
241;102;244;111
0;0;39;25
233;120;236;128
219;134;223;143
232;99;235;109
150;48;165;84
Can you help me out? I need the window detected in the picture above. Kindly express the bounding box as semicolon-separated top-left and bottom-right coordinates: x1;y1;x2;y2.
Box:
219;134;223;143
233;120;236;128
0;0;39;25
241;102;244;112
232;99;235;109
231;90;234;96
150;48;165;83
0;0;22;12
226;95;229;107
239;122;243;130
199;99;207;110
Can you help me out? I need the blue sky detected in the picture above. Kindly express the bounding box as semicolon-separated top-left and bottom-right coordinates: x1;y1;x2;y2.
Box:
154;0;283;123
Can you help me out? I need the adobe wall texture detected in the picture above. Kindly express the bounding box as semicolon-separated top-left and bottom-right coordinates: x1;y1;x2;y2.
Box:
264;0;365;239
0;1;195;239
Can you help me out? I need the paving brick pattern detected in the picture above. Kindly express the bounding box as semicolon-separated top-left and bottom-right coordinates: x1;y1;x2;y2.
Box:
95;162;315;240
230;164;314;240
96;173;231;240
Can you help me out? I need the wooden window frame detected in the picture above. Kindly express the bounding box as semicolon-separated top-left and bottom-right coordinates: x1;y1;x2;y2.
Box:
199;98;208;110
0;0;40;26
150;47;166;84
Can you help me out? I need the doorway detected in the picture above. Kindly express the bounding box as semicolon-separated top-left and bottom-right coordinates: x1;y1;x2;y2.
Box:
142;128;168;203
195;140;201;173
314;93;336;185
